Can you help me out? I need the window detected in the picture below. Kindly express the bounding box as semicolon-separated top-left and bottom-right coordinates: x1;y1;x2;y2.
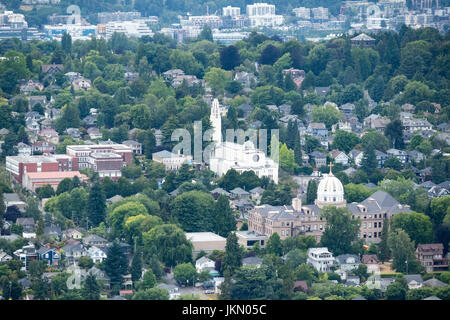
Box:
281;230;285;236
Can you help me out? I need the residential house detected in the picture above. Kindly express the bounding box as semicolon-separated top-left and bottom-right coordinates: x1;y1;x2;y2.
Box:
83;115;98;127
249;186;265;203
195;256;216;273
0;250;12;262
405;274;423;290
62;228;83;240
65;128;82;140
361;254;379;266
427;181;450;198
230;187;250;200
330;150;349;166
38;128;59;145
62;241;87;265
340;103;355;115
29;96;47;110
375;150;388;168
87;127;102;140
156;283;180;300
32;141;56;154
44;226;62;240
387;148;408;164
16;218;35;232
415;243;449;272
37;247;61;267
335;254;361;272
309;151;327;168
423;278;447;289
349;149;364;167
234;71;257;87
315;87;330;98
210;188;231;199
16;142;32;156
41;64;63;77
87;246;107;263
307;122;328;137
122;140;142;155
13;244;38;271
345;276;361;286
72;77;92;91
3;193;27;210
408;150;425;163
307;247;335;273
20;80;44;95
231;199;254;215
83;235;108;248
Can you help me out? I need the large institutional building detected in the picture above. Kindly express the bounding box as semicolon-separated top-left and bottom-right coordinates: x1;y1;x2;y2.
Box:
248;166;412;244
208;99;279;183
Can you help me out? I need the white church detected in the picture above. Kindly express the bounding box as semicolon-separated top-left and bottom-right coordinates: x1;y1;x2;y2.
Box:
208;99;279;184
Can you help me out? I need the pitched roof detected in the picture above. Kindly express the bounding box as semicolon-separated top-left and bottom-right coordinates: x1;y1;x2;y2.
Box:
423;278;447;288
351;33;375;41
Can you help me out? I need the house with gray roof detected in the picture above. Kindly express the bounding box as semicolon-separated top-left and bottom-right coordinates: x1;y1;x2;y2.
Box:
423;278;447;288
230;187;250;199
405;274;423;290
335;254;361;272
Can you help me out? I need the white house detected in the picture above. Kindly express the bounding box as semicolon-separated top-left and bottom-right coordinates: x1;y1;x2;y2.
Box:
88;246;107;263
307;247;335;273
330;150;349;166
195;256;216;273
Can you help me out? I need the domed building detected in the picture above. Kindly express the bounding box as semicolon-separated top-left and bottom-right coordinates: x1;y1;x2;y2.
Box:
315;164;346;208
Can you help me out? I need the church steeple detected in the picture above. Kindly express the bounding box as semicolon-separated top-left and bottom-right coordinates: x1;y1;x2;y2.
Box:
211;98;221;143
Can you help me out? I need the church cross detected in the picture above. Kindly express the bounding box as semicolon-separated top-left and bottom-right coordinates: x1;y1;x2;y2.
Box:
328;162;334;174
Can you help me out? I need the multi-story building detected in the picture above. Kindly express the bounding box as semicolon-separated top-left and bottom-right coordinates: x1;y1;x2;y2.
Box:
247;167;411;244
293;7;311;20
223;6;241;17
66;143;132;179
307;247;335;272
416;243;449;272
23;171;88;192
246;3;283;27
152;150;192;171
6;155;78;184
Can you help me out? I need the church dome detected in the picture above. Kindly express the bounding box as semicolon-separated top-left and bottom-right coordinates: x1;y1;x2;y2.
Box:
315;166;346;208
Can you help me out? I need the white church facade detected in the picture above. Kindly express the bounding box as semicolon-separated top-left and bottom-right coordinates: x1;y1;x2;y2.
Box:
208;99;279;184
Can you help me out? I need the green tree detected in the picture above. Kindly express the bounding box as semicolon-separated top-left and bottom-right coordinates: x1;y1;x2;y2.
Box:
344;184;373;203
220;45;241;71
378;219;390;263
104;241;128;289
320;207;361;256
140;269;156;290
311;105;343;130
332;130;360;153
133;288;169;300
391;211;433;245
221;232;243;276
204;68;230;94
174;263;197;286
142;224;193;268
306;180;318;205
213;195;236;237
82;274;100;300
388;229;422;273
266;233;283;256
87;182;106;227
172;191;215;232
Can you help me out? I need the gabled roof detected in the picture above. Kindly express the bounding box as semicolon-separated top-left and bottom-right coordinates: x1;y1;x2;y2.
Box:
351;33;375;41
423;278;447;288
405;274;423;284
230;187;249;195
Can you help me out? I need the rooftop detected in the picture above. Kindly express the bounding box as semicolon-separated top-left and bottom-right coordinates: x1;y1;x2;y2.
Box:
185;232;226;243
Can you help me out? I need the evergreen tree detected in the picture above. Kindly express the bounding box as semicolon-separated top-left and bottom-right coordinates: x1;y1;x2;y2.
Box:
131;247;143;284
388;229;422;274
104;241;128;289
213;195;236;237
82;274;100;300
221;232;243;276
320;207;362;256
306;180;318;205
360;147;377;176
378;219;390;263
266;233;283;256
87;182;106;227
294;129;302;166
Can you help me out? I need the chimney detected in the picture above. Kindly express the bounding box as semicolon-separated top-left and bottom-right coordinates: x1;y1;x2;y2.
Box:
292;197;302;211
